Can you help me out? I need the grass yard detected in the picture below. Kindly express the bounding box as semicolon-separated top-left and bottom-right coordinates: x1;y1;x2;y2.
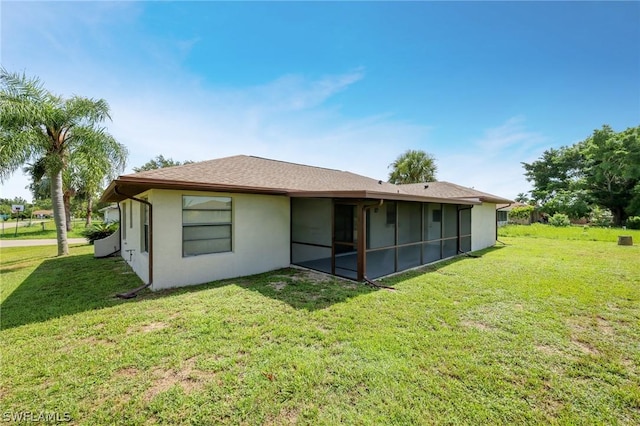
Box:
0;219;86;239
1;235;639;424
499;223;640;242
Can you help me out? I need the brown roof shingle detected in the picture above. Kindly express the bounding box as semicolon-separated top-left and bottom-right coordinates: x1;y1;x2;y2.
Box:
101;155;512;204
399;181;512;204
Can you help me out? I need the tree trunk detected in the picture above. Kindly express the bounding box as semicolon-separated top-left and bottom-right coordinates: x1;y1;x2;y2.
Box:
612;206;625;227
63;191;72;232
85;196;93;227
50;169;69;256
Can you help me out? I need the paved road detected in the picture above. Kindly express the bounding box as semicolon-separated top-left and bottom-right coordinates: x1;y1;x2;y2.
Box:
0;238;87;248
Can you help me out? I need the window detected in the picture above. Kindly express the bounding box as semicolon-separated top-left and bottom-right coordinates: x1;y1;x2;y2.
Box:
182;196;232;256
122;202;127;240
386;201;397;225
141;201;149;253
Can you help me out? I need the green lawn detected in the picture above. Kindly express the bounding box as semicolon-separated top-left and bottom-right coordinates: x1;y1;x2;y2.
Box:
1;235;638;424
0;219;86;239
499;223;640;242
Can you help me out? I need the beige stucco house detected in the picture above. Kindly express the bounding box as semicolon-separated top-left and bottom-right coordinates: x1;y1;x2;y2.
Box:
100;155;511;291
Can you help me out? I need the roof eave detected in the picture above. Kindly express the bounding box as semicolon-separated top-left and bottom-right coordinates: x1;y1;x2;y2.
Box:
288;190;480;205
100;177;289;202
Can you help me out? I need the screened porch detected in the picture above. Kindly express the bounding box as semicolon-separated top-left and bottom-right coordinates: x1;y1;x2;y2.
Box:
290;197;472;280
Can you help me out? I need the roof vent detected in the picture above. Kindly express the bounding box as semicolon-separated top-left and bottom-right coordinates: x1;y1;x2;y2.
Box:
424;184;429;189
378;180;382;184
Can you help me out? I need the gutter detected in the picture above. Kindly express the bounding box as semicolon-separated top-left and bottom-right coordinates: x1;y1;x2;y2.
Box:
114;186;153;299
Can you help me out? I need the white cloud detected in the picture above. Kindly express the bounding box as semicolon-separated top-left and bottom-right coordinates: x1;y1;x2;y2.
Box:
0;1;548;202
106;69;427;180
0;77;548;203
437;117;549;199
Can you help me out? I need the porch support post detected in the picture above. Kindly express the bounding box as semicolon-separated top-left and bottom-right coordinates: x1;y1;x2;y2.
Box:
331;199;336;276
357;203;366;281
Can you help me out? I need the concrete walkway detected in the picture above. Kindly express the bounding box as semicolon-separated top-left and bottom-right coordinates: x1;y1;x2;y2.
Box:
0;238;87;248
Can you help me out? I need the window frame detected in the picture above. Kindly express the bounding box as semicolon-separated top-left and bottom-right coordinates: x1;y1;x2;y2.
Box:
140;199;149;253
182;195;233;257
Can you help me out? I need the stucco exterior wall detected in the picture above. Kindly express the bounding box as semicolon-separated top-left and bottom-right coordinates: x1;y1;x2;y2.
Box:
471;202;497;251
120;196;150;284
145;189;290;290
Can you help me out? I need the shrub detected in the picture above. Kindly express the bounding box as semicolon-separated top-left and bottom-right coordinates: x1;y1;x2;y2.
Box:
82;222;119;245
589;206;613;227
626;216;640;230
509;205;534;222
549;213;571;227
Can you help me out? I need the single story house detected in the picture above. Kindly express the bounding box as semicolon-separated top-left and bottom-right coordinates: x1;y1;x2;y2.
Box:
496;202;540;226
31;209;53;219
100;155;512;290
98;204;120;223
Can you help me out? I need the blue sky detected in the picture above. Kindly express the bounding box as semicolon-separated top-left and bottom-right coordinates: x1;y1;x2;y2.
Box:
2;1;639;202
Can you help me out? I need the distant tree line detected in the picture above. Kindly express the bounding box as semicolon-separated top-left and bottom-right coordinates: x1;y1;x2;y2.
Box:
522;125;640;226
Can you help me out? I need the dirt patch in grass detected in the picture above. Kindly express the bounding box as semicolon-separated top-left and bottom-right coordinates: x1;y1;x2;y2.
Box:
145;357;216;401
596;316;614;335
115;367;140;378
461;320;496;332
271;282;287;291
127;322;169;334
572;339;599;355
264;406;301;425
80;336;114;346
536;344;562;356
286;269;335;284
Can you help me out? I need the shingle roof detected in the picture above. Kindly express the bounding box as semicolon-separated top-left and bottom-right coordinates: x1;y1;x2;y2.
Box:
101;155;512;204
400;181;512;204
126;155;400;193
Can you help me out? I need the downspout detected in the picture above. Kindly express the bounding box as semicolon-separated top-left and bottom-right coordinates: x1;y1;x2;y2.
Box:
496;203;512;245
360;199;384;282
114;186;153;299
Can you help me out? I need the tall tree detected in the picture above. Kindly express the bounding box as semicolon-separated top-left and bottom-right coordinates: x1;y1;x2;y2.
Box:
523;125;639;225
388;149;437;184
514;193;530;204
0;69;127;255
133;155;193;172
582;125;640;224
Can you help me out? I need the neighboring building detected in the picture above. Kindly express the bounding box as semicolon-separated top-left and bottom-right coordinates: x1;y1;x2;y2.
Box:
31;210;53;219
99;204;119;223
496;202;539;226
100;155;512;290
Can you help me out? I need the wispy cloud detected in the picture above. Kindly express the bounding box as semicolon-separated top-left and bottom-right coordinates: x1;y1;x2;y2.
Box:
473;116;545;152
106;69;428;182
437;117;549;198
0;2;551;202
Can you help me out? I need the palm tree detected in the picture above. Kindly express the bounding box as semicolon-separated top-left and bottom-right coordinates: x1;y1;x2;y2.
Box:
71;142;126;227
515;192;530;204
388;149;438;184
0;69;127;255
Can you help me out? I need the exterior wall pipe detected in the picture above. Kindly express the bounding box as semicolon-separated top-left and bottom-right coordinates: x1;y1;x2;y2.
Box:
114;186;153;298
